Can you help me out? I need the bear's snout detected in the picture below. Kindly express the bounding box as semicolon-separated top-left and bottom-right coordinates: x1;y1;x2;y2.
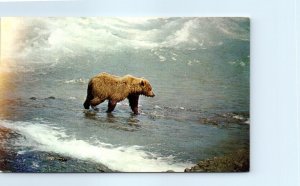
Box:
148;92;155;97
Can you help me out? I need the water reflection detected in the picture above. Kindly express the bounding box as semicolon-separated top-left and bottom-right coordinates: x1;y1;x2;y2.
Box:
83;110;141;131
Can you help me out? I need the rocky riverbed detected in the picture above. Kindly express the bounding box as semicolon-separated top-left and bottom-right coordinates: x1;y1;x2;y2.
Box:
184;149;249;172
199;112;250;126
0;126;113;173
1;125;249;173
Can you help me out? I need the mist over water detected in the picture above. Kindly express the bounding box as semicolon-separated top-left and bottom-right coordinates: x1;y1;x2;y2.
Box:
0;17;249;172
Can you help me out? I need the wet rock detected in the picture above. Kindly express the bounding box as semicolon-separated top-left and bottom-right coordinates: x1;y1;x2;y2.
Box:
184;168;191;172
46;156;55;161
0;137;114;173
30;97;37;100
41;153;114;172
199;112;250;126
46;155;68;162
46;96;55;99
166;170;175;173
185;149;249;172
96;168;105;172
56;157;68;162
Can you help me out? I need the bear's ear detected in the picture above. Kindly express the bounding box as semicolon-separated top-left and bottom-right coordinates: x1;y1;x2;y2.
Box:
140;80;145;86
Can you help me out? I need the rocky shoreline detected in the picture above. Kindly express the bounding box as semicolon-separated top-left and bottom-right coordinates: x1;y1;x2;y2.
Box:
1;149;114;173
1;124;249;173
0;126;114;173
184;149;249;172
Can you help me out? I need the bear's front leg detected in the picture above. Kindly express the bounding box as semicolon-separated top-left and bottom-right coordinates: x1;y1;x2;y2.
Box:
128;94;139;115
90;97;104;111
107;100;117;113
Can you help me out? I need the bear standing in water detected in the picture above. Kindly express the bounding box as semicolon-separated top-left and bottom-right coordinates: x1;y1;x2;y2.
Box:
83;72;155;114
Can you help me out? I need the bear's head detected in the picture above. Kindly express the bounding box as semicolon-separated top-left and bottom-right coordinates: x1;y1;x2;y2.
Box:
140;79;155;97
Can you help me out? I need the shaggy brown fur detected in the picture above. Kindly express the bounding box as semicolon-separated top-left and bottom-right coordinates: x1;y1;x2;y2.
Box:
83;72;155;114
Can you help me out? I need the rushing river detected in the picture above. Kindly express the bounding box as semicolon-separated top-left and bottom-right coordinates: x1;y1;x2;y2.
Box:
0;17;249;172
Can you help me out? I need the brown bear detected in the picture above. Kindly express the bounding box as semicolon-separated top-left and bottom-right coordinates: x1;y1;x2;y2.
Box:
83;72;155;114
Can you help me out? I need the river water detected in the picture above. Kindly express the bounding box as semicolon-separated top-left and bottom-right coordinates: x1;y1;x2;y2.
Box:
0;17;249;172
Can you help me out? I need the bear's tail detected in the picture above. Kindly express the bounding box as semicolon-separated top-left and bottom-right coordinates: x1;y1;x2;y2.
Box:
83;82;93;109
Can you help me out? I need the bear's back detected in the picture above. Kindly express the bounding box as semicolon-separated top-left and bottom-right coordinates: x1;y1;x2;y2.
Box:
92;72;143;87
95;72;119;79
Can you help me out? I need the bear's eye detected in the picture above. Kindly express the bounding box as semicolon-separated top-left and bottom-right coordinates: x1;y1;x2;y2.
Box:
140;81;145;86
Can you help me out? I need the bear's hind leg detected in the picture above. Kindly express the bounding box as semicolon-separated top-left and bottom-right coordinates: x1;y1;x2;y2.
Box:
90;97;104;111
107;100;117;113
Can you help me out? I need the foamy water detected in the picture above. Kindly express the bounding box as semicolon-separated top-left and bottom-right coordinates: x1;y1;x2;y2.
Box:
1;17;250;63
0;120;191;172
